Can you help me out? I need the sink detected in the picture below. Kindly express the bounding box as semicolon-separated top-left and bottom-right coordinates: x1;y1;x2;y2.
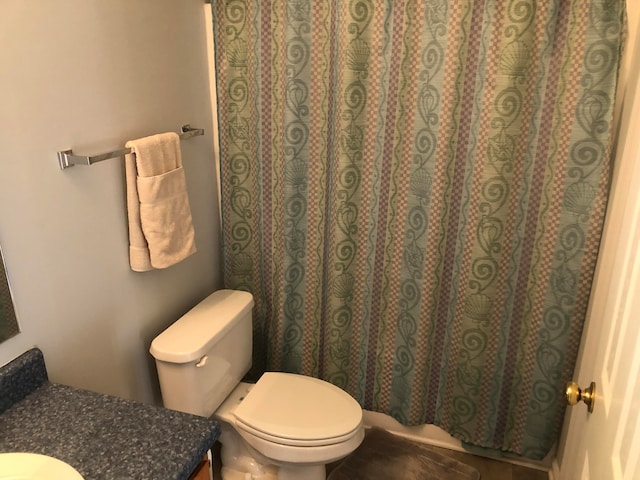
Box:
0;453;84;479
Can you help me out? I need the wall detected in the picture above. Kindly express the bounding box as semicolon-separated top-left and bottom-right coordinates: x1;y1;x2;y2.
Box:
0;0;222;405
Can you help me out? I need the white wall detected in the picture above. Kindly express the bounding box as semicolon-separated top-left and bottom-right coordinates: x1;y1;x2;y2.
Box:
0;0;222;405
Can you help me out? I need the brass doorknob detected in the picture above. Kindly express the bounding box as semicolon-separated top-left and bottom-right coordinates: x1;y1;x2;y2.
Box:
566;381;596;413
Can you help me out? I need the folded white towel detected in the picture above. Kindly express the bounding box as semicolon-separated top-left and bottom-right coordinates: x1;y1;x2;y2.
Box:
125;132;196;272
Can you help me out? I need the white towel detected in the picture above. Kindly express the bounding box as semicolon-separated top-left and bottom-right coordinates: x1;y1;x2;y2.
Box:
125;132;196;272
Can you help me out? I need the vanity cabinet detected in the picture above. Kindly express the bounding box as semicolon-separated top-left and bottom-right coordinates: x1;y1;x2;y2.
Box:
188;455;212;480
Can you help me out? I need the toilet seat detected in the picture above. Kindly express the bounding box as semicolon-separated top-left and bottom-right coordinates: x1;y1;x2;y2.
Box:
233;372;362;447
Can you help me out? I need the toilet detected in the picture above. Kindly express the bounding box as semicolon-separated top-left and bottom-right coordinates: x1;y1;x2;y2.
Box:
150;289;364;480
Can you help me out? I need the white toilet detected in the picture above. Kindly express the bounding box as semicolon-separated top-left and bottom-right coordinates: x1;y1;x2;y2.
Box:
150;289;364;480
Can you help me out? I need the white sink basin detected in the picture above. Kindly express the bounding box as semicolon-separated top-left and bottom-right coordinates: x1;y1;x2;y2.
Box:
0;453;84;479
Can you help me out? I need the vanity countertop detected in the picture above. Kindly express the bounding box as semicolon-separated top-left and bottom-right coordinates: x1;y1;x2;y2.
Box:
0;348;219;480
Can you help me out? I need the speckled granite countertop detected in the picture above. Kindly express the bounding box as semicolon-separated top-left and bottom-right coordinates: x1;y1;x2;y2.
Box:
0;348;220;480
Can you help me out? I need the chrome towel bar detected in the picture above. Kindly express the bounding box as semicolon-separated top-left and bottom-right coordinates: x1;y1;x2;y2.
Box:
57;124;204;170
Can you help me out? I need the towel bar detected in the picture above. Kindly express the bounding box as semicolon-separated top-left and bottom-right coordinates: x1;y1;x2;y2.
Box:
57;125;205;170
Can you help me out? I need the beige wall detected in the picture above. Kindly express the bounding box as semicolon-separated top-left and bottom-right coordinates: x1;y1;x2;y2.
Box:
0;1;222;405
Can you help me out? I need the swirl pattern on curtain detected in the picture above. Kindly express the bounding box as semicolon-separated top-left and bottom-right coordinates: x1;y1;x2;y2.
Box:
212;0;625;458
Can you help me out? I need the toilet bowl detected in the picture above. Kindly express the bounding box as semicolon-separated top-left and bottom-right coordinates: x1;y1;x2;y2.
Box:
216;375;364;480
150;289;364;480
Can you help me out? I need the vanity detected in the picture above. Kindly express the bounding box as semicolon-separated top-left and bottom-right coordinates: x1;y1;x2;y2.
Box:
0;348;219;479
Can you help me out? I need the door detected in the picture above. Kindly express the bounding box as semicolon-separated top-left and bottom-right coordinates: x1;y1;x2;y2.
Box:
555;3;640;479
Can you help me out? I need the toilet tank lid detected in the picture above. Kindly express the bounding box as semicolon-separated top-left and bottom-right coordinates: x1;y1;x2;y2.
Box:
150;289;254;364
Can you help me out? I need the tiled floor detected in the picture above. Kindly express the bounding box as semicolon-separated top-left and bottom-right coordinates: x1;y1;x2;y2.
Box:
324;431;550;480
421;444;549;480
324;441;549;480
213;438;550;480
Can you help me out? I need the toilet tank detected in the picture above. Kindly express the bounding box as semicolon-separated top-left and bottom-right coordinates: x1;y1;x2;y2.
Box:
150;289;254;417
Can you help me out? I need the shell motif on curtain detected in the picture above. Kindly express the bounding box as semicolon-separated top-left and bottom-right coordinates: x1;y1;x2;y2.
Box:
212;0;625;459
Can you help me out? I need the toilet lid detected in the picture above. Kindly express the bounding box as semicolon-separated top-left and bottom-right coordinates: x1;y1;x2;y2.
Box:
233;372;362;445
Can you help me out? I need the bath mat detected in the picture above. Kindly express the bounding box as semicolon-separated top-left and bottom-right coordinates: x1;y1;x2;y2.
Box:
328;428;480;480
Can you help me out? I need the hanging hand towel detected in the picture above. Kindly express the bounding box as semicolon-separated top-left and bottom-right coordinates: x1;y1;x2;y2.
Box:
125;132;196;272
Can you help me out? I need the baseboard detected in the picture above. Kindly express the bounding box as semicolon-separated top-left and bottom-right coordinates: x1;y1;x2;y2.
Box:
549;458;561;480
363;409;553;473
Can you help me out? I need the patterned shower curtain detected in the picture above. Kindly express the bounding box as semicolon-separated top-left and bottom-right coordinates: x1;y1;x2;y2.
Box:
212;0;625;459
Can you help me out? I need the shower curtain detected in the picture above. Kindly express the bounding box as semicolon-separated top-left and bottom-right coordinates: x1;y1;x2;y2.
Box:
212;0;625;459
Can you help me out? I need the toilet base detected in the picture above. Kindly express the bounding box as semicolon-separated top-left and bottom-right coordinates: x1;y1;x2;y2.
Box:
218;422;327;480
220;464;325;480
